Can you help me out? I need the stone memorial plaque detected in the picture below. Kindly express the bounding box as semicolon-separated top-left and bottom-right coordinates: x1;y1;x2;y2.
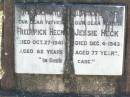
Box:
15;4;65;74
73;5;126;75
15;4;126;75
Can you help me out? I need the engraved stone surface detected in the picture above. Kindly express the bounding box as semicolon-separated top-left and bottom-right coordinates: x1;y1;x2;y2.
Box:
15;4;65;74
73;5;126;75
15;4;126;75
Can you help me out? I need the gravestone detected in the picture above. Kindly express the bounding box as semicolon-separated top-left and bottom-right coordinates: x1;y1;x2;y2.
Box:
3;0;130;96
15;4;125;75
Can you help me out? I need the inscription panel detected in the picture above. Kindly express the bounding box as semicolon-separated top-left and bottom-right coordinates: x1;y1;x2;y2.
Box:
15;4;65;74
15;4;126;75
73;5;126;75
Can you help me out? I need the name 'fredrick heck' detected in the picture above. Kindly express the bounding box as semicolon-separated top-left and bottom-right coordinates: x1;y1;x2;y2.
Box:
16;27;64;35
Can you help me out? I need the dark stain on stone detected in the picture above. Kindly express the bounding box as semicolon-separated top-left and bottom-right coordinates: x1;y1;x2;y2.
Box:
63;7;77;93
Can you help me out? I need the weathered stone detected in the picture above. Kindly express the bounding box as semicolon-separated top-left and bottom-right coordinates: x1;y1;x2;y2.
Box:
1;0;130;96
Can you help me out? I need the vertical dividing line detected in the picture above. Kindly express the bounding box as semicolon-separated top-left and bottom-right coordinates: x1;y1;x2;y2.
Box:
63;7;70;75
63;7;75;75
69;7;75;75
63;6;77;93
